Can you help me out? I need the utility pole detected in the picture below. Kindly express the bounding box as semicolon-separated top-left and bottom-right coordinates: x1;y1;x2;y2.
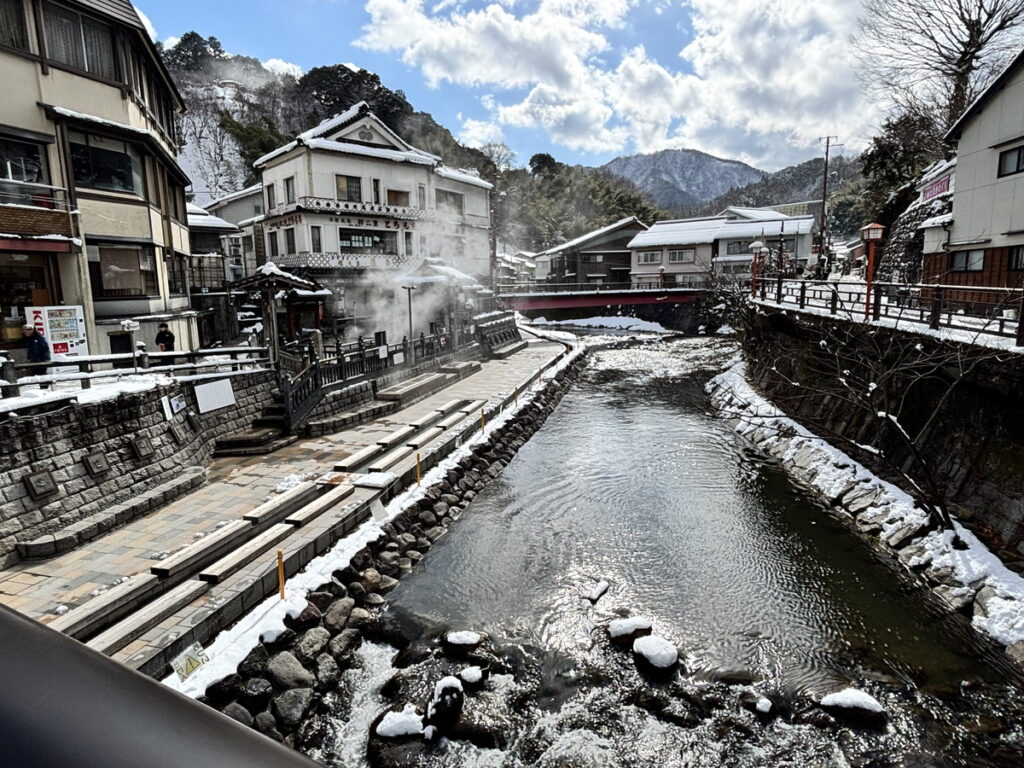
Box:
818;136;840;271
402;285;415;364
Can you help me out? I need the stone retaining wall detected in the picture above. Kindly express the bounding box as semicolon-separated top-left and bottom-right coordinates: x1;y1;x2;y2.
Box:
0;371;276;567
194;349;587;751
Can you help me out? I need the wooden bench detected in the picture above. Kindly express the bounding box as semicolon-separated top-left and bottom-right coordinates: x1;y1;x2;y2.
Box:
198;524;295;584
150;519;253;579
86;580;209;655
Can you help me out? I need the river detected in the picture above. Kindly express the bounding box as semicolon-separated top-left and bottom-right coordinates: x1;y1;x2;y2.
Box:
315;336;1024;768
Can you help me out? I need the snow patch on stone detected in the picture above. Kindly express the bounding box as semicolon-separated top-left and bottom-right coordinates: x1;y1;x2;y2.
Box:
820;688;884;713
376;703;424;738
608;617;652;638
446;630;483;646
632;635;678;668
459;666;483;684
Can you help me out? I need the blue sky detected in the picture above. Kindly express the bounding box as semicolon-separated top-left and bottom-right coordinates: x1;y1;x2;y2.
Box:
135;0;873;171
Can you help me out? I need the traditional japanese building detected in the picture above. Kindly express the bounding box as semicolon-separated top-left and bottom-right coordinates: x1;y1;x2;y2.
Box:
0;0;196;357
537;217;648;286
186;203;241;346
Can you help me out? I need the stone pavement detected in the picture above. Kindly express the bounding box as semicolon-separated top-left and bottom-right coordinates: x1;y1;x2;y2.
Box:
0;340;564;625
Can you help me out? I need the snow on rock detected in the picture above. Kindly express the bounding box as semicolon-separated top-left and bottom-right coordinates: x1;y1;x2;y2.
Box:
274;474;307;493
820;688;884;713
375;703;424;738
458;666;483;685
530;316;668;333
608;616;652;639
632;635;679;669
756;697;772;714
585;579;609;603
445;630;483;647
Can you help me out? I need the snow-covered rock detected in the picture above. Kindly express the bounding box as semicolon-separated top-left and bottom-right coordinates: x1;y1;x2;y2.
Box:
819;687;886;727
631;635;679;669
458;666;484;685
445;630;483;648
607;616;653;646
585;580;609;603
376;703;424;738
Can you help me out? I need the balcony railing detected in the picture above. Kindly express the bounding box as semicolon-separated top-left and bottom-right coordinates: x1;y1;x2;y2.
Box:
0;179;74;212
290;196;425;220
0;180;77;240
275;251;413;270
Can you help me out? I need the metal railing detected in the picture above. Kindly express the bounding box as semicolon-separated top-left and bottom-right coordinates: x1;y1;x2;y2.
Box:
293;196;424;220
497;280;709;295
0;179;75;212
752;275;1024;346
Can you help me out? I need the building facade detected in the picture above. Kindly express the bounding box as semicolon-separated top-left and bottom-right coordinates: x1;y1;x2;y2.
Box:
537;217;648;286
0;0;196;357
252;102;492;322
204;184;265;277
920;49;1024;297
186;203;241;346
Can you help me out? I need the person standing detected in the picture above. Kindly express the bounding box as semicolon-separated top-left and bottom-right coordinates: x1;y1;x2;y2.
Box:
155;323;175;352
22;323;51;388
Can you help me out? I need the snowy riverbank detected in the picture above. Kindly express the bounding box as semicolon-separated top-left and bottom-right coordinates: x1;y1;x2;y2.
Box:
528;315;669;333
707;362;1024;661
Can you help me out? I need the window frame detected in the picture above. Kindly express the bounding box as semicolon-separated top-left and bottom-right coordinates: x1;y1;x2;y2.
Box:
42;1;117;81
668;249;695;264
638;251;662;265
998;146;1024;178
1009;245;1024;272
265;183;276;211
283;227;296;255
336;175;362;203
69;131;144;195
387;189;410;207
166;252;187;295
310;225;322;253
87;243;159;299
950;249;984;272
268;230;279;258
284;176;295;204
0;0;30;53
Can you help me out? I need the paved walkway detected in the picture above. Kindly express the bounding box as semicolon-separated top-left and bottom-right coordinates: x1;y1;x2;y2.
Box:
0;341;563;622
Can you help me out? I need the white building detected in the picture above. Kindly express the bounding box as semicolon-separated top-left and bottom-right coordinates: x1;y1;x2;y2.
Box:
252;102;492;318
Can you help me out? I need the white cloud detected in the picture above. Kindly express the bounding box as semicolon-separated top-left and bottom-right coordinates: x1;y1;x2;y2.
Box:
133;5;157;40
356;0;878;168
262;58;304;78
459;117;505;147
163;35;180;49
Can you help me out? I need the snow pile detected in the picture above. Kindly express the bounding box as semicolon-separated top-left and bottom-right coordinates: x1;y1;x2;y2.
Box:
632;635;678;668
820;688;884;713
756;697;773;714
274;474;307;494
530;316;667;333
608;617;652;639
445;630;483;647
459;666;483;684
585;580;609;602
256;261;313;285
707;362;1024;648
376;703;424;738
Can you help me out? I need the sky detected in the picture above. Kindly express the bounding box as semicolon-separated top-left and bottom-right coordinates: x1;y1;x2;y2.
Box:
134;0;878;171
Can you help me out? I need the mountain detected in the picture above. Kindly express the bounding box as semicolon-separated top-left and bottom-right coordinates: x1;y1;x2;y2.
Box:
600;149;765;214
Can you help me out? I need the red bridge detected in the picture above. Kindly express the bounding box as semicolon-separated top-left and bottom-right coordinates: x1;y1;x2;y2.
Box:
497;282;707;312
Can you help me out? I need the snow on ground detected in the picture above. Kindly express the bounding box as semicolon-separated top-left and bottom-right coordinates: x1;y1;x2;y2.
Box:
820;688;884;713
0;374;173;414
708;362;1024;648
164;340;585;697
376;703;424;738
529;316;668;333
274;474;308;494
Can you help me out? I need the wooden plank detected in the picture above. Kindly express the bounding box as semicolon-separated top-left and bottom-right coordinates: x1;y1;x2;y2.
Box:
367;444;414;473
436;411;469;430
375;425;417;447
47;573;160;639
150;519;252;578
198;524;294;584
87;580;209;655
406;427;444;449
458;399;487;415
284;484;355;527
433;399;465;414
334;443;385;472
242;481;321;524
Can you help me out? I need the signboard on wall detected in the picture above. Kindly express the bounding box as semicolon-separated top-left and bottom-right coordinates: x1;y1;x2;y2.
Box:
193;378;236;413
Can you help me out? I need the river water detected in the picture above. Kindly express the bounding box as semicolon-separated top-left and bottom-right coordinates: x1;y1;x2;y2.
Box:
317;337;1024;768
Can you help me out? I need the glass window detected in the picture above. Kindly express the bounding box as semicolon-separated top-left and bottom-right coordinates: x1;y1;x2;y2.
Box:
0;137;48;184
336;175;362;202
581;254;603;263
284;176;295;204
404;230;412;256
372;179;381;204
417;184;426;209
669;249;695;263
70;132;143;194
0;0;29;51
337;228;397;254
43;2;116;80
387;189;410;206
265;183;276;210
284;227;296;254
310;226;321;252
951;249;984;272
999;146;1024;178
638;251;661;264
726;241;753;255
435;189;464;215
87;245;158;297
1010;246;1024;271
268;231;279;258
167;254;187;294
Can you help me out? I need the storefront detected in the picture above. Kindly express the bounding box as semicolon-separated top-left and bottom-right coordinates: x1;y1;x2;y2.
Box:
0;246;60;349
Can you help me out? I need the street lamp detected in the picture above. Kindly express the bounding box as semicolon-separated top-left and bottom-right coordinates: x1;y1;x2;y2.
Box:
749;240;764;296
859;223;887;319
401;285;416;363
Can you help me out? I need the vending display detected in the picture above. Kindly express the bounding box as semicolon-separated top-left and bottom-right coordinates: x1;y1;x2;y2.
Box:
25;305;89;357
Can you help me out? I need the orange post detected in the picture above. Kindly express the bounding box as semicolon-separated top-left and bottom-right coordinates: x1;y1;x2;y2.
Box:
416;452;422;485
277;550;285;599
480;411;486;430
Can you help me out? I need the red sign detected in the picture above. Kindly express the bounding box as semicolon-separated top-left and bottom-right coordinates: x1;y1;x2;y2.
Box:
53;342;68;353
922;176;950;202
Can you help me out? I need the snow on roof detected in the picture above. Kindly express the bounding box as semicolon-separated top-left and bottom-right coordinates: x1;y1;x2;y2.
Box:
628;215;813;249
187;204;239;231
50;106;155;140
256;261;314;285
724;206;793;221
435;166;493;190
538;217;645;256
256;136;440;169
238;214;265;227
919;212;953;229
297;101;369;142
917;157;957;188
206;184;262;208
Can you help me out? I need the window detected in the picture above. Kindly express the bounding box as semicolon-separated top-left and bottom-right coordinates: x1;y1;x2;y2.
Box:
404;231;412;256
1010;246;1024;271
372;179;381;204
43;2;116;80
435;189;464;215
69;132;143;194
417;184;426;209
242;234;254;253
166;254;187;295
0;0;29;51
87;245;158;297
336;175;362;202
0;137;48;184
265;183;276;210
726;241;752;255
284;227;296;254
169;182;186;222
669;249;695;263
638;251;661;264
284;176;295;204
999;146;1024;177
951;249;984;272
581;254;603;263
338;228;397;254
268;231;279;258
310;226;322;253
388;189;410;206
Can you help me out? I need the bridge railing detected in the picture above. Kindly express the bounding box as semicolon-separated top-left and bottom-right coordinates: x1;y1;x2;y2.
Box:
497;280;708;294
752;275;1024;346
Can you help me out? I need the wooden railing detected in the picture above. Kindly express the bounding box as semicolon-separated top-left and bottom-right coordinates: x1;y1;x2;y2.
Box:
752;276;1024;346
497;280;708;295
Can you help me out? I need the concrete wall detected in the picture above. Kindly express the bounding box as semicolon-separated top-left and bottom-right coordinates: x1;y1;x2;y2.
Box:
0;371;275;567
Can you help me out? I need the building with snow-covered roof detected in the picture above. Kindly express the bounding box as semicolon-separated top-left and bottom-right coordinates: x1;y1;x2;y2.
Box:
252;102;492;319
205;184;266;277
537;217;648;286
0;0;198;356
628;209;815;285
186;203;243;346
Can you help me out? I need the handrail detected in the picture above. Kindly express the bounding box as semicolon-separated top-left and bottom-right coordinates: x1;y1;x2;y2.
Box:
497;280;708;294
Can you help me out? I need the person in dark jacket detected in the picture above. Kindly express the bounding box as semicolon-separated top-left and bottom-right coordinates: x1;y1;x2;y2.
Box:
22;323;51;388
155;323;175;352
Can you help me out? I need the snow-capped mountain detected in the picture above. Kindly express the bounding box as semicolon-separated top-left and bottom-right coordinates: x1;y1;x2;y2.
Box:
600;149;765;214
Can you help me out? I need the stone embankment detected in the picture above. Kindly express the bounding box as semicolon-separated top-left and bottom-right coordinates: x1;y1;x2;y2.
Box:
707;362;1024;667
194;352;588;748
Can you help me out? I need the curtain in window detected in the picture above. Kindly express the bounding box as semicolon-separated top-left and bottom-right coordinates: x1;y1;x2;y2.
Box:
81;17;114;79
44;3;85;70
0;0;29;50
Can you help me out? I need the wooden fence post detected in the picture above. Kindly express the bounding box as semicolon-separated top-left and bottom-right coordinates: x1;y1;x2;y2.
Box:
775;275;783;303
872;283;882;320
2;360;19;397
929;287;943;330
829;287;838;315
799;281;806;309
